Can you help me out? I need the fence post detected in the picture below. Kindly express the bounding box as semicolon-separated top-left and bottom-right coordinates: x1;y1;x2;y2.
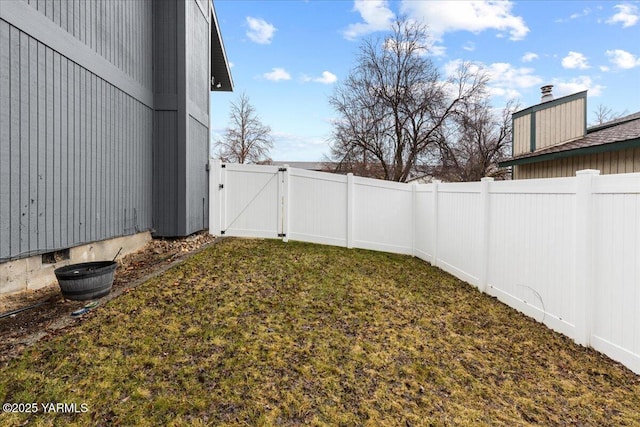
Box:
281;165;290;242
432;180;441;267
347;173;354;249
478;177;494;293
209;159;222;236
411;182;417;257
575;169;600;347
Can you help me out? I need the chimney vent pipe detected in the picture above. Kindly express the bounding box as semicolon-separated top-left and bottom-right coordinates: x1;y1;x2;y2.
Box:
541;85;554;103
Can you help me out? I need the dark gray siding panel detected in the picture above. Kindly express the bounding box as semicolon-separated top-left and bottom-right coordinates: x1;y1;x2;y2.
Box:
154;0;177;96
9;26;20;253
28;37;38;251
9;28;22;250
0;22;153;262
151;0;212;237
187;117;209;233
0;21;8;257
185;0;211;235
153;112;178;235
187;0;209;112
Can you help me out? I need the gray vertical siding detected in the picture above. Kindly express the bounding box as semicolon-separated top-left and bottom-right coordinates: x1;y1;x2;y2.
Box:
152;0;181;237
184;0;211;235
0;20;153;261
152;0;212;237
187;117;209;232
153;112;179;235
21;0;153;91
0;21;9;258
1;0;218;260
188;0;209;112
154;0;177;95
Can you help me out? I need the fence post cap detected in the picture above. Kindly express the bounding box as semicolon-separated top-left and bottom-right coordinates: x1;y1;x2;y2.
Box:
576;169;601;176
481;177;495;182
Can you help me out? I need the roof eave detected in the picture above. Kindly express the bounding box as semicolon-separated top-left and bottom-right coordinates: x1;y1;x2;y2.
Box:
512;90;587;119
210;3;233;92
499;137;640;167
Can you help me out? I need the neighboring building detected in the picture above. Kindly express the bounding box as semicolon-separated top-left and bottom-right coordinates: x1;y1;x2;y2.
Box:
500;86;640;179
0;0;232;293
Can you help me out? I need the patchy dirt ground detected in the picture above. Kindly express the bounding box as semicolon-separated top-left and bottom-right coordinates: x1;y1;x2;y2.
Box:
0;232;217;364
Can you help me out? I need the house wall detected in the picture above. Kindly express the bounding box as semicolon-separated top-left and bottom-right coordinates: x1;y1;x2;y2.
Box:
535;97;585;150
186;0;210;233
18;0;154;92
514;147;640;179
512;92;586;156
0;1;154;263
153;0;211;237
512;113;531;156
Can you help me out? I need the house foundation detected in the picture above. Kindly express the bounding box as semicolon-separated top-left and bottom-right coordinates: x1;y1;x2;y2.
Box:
0;232;152;296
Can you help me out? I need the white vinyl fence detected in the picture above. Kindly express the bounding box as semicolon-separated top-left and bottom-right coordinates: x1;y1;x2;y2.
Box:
209;160;640;374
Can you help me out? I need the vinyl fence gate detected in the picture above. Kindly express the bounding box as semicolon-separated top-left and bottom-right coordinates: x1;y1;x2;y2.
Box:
210;162;289;240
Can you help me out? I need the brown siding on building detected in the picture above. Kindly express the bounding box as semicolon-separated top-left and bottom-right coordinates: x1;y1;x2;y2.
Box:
535;97;585;151
513;113;531;156
513;147;640;179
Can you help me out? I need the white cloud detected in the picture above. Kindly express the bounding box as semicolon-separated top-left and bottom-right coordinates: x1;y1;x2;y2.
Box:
570;7;592;20
556;7;591;23
430;45;448;57
400;0;529;41
444;59;542;100
302;71;338;84
262;68;291;82
246;17;276;44
606;4;639;28
600;65;610;72
270;132;329;161
463;41;475;51
606;49;640;69
553;76;604;97
486;62;543;98
343;0;395;40
561;51;590;69
521;52;539;62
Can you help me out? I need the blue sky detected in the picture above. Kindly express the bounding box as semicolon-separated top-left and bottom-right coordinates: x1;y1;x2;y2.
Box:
209;0;640;162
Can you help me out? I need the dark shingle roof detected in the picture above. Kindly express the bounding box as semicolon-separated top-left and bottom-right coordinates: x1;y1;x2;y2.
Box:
501;111;640;166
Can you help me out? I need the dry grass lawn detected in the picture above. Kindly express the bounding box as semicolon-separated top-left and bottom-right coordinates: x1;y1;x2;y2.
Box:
1;238;640;426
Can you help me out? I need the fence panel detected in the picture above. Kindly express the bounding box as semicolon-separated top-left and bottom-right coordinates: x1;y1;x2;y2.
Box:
288;168;348;247
435;183;482;286
591;173;640;373
414;184;435;262
487;178;577;338
351;176;414;254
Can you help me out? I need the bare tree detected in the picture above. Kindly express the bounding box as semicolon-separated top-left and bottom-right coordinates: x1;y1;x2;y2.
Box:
591;104;629;126
431;99;518;181
328;19;488;182
217;93;273;164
